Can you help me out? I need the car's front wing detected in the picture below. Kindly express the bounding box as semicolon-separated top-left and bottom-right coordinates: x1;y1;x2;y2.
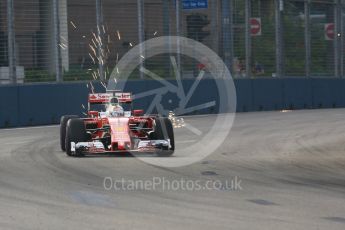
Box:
70;139;171;155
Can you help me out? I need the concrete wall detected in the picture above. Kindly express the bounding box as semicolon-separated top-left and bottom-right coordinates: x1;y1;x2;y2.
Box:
0;78;344;128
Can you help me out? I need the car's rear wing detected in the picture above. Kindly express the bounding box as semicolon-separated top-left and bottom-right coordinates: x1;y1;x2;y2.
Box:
88;92;132;105
88;93;112;104
114;92;132;103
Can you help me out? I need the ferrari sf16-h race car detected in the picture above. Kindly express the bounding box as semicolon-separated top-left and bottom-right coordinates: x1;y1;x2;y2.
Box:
60;92;174;157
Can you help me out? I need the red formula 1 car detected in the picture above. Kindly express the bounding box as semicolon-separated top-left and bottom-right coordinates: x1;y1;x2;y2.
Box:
60;91;174;157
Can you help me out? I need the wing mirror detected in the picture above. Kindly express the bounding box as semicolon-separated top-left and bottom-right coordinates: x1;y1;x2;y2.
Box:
88;111;99;118
133;110;144;116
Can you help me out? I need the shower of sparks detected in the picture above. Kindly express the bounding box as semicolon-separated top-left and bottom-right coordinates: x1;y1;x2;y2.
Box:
91;38;97;48
92;33;99;44
168;111;185;128
116;30;121;40
92;71;97;81
89;44;97;56
70;21;77;29
98;68;102;78
60;36;68;42
85;25;136;91
89;81;95;93
100;81;107;90
59;43;68;50
88;53;96;64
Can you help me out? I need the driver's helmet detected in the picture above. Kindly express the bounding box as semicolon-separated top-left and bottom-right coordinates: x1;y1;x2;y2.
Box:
106;97;124;117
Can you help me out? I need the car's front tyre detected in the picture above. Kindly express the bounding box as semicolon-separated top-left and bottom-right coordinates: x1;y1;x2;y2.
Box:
65;118;87;157
60;115;78;152
153;117;175;157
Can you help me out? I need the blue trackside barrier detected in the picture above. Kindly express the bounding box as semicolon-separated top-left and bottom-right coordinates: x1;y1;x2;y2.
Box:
251;79;284;111
234;79;253;112
311;78;345;109
282;78;312;110
122;78;221;115
0;78;345;128
0;85;19;127
17;83;90;126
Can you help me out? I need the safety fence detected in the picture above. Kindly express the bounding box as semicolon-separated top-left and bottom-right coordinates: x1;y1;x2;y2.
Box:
1;78;345;128
0;0;344;84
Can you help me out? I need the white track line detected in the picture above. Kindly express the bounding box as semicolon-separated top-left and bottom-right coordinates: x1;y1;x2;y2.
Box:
176;140;196;144
0;125;59;132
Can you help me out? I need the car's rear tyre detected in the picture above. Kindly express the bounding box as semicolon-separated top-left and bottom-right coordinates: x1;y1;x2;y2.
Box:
60;115;78;151
65;118;87;157
153;117;175;157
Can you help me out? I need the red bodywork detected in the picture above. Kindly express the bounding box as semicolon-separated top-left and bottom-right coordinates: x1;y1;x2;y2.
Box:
80;92;157;154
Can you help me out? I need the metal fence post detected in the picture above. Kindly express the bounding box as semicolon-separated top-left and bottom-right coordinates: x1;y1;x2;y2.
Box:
176;0;181;76
334;0;339;78
137;0;144;79
163;0;169;37
211;0;218;53
53;0;62;82
221;0;233;75
163;0;171;77
275;0;283;77
96;0;105;81
245;0;252;78
7;0;16;84
334;0;343;78
339;1;345;77
304;0;311;77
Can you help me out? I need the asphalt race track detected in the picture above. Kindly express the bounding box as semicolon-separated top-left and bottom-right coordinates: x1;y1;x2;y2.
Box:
1;109;345;230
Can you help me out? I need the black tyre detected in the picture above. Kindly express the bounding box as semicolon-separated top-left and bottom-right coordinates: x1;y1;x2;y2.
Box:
60;115;78;151
153;117;175;156
65;118;87;157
